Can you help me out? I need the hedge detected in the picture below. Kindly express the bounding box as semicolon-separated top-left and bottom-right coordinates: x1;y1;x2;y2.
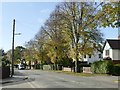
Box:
112;64;120;76
91;60;113;74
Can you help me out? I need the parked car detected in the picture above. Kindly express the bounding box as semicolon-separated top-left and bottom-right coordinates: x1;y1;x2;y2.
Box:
18;64;25;70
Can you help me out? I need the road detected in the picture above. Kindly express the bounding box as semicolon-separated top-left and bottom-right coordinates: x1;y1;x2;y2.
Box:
2;69;119;89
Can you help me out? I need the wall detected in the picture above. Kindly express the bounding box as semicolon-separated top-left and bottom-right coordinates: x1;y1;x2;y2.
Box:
113;49;120;60
0;50;3;56
83;51;102;64
103;42;113;59
0;66;10;79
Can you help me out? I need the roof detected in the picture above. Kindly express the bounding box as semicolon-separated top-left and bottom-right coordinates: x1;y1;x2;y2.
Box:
106;39;120;49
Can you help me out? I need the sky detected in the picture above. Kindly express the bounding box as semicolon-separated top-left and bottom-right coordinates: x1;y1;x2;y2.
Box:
0;1;119;52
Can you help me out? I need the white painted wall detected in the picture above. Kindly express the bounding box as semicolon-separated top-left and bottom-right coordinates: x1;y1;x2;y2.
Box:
0;50;2;56
0;49;3;56
83;52;102;64
112;49;120;60
103;42;113;59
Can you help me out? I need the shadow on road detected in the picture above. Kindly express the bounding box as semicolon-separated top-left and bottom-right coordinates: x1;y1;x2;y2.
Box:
2;71;35;87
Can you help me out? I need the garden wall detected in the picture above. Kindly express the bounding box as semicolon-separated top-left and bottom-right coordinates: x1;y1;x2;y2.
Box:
0;66;10;79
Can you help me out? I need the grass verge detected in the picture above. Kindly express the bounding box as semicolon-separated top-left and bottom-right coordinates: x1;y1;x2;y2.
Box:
44;70;111;77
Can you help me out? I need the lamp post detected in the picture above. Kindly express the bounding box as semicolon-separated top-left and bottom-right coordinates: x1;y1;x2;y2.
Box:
11;19;15;77
11;19;21;77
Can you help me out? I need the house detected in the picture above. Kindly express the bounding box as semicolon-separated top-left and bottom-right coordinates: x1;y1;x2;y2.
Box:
0;50;2;56
72;50;102;64
103;37;120;64
0;49;4;56
83;51;102;64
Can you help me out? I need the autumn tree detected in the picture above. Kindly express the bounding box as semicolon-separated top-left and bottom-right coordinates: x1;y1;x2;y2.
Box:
55;2;104;72
13;46;25;64
99;2;120;27
23;2;120;72
35;6;71;69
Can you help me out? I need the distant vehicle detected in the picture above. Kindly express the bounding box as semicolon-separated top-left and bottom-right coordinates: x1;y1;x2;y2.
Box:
18;64;25;70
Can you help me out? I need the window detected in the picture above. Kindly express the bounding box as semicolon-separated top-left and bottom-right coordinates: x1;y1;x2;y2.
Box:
106;50;109;56
84;55;86;58
89;54;91;58
99;54;102;58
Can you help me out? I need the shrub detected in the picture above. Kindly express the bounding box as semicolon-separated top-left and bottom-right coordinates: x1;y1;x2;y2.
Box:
91;60;113;74
58;58;73;67
0;56;11;67
112;64;120;76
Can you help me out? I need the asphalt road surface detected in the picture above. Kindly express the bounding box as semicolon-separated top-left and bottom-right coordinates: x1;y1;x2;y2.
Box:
2;69;119;89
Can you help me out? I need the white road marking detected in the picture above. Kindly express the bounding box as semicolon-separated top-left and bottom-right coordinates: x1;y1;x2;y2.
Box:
26;79;43;88
26;81;35;88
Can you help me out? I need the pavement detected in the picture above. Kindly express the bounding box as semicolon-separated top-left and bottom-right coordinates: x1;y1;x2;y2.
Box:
0;70;28;85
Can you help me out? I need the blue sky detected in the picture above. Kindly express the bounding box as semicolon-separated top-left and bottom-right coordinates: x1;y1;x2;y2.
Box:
0;2;118;52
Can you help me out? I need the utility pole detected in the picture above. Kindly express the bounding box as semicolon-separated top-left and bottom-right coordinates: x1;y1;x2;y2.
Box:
11;19;15;77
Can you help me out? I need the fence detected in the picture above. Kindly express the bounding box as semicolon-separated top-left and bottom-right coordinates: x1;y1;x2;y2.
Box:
83;67;92;74
0;66;10;79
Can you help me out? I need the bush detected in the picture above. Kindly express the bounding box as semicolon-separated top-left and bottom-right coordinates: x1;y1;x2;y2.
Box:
91;60;113;74
0;56;11;67
112;64;120;76
58;58;73;67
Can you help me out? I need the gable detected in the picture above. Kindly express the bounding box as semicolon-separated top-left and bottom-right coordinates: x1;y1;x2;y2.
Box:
103;42;111;50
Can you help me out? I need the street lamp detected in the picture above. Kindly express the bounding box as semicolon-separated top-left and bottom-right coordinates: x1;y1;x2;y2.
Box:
11;19;21;77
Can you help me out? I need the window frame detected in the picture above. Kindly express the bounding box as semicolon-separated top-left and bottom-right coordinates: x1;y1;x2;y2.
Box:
89;54;91;58
105;50;109;56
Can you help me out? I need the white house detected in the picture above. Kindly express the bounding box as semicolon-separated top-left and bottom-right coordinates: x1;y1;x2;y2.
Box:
72;51;102;64
83;51;102;64
0;49;3;56
103;39;120;64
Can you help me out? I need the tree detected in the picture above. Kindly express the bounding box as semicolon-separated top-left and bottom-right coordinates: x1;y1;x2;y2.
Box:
40;6;71;69
99;2;120;27
24;2;104;72
35;2;104;72
0;49;11;67
57;2;104;72
13;46;25;64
